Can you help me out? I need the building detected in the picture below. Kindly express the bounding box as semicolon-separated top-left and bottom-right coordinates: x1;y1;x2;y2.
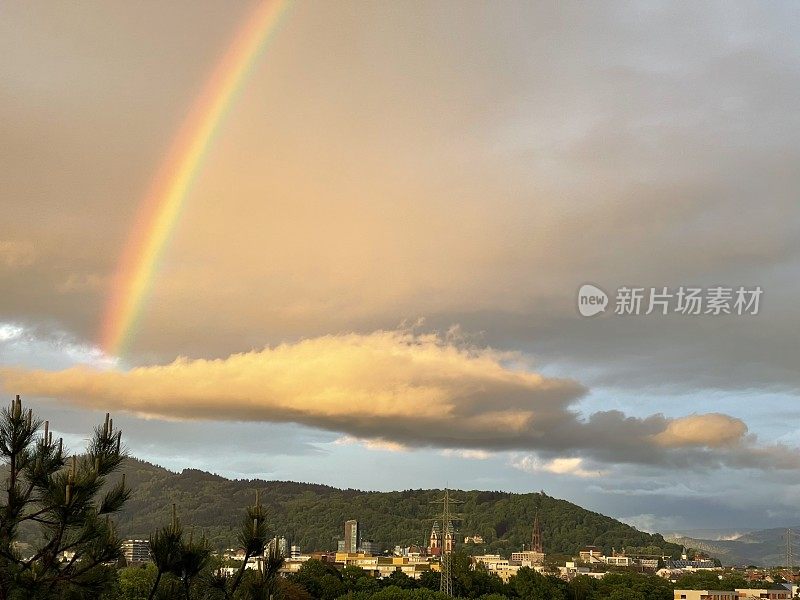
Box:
464;535;485;544
122;539;150;564
510;514;546;566
558;561;597;581
471;555;520;583
360;539;381;555
604;555;634;567
429;521;454;556
735;590;791;599
510;551;545;566
674;592;739;600
279;554;312;575
531;513;543;553
667;559;719;571
224;548;247;562
578;546;604;564
639;558;660;569
268;536;288;557
374;557;430;580
333;553;431;579
344;520;360;554
429;522;441;555
290;545;301;558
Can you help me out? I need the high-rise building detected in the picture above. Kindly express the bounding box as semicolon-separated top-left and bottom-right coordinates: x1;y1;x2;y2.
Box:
344;520;360;553
122;539;150;564
268;536;288;557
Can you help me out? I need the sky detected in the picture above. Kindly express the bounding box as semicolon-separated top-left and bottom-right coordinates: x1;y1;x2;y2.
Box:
2;0;800;536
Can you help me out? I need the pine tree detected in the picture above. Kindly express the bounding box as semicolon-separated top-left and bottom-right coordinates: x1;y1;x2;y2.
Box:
0;395;130;599
146;494;276;600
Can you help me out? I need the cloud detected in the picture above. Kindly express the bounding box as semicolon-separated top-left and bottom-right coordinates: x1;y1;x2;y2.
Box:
512;455;606;478
617;514;683;535
0;324;24;342
334;436;408;453
0;322;117;371
0;240;35;269
3;329;798;472
653;414;748;448
441;449;491;460
1;1;799;404
56;273;105;295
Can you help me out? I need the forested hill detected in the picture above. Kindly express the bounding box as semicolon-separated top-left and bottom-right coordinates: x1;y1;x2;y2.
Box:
116;458;681;558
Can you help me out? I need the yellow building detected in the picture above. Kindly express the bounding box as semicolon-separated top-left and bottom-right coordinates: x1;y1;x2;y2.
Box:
674;592;740;600
735;590;791;599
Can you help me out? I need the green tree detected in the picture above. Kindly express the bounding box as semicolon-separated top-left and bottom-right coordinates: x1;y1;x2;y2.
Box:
595;572;672;600
382;571;418;590
569;575;598;600
291;559;345;600
606;589;645;600
147;508;183;600
512;567;567;600
148;495;273;600
674;570;727;590
341;565;369;591
118;564;157;600
418;570;440;591
0;397;130;599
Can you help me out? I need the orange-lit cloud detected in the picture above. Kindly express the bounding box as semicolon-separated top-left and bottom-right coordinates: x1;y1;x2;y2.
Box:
1;329;582;446
3;329;796;471
653;414;748;448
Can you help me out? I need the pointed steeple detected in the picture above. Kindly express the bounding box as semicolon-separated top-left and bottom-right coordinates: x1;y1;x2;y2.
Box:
531;512;543;553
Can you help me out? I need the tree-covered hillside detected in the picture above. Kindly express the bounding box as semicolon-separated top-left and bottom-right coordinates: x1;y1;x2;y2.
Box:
115;458;681;558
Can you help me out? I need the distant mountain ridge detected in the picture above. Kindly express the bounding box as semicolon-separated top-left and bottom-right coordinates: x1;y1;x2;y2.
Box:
664;527;797;566
112;457;682;558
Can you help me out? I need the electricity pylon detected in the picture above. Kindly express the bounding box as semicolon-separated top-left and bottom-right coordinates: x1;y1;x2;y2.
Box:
430;489;462;597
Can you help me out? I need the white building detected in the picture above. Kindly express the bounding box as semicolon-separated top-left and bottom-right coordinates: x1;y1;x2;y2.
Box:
604;555;633;567
558;561;602;581
122;539;150;564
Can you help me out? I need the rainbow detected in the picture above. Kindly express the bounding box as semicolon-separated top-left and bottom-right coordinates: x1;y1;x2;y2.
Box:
100;1;289;357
